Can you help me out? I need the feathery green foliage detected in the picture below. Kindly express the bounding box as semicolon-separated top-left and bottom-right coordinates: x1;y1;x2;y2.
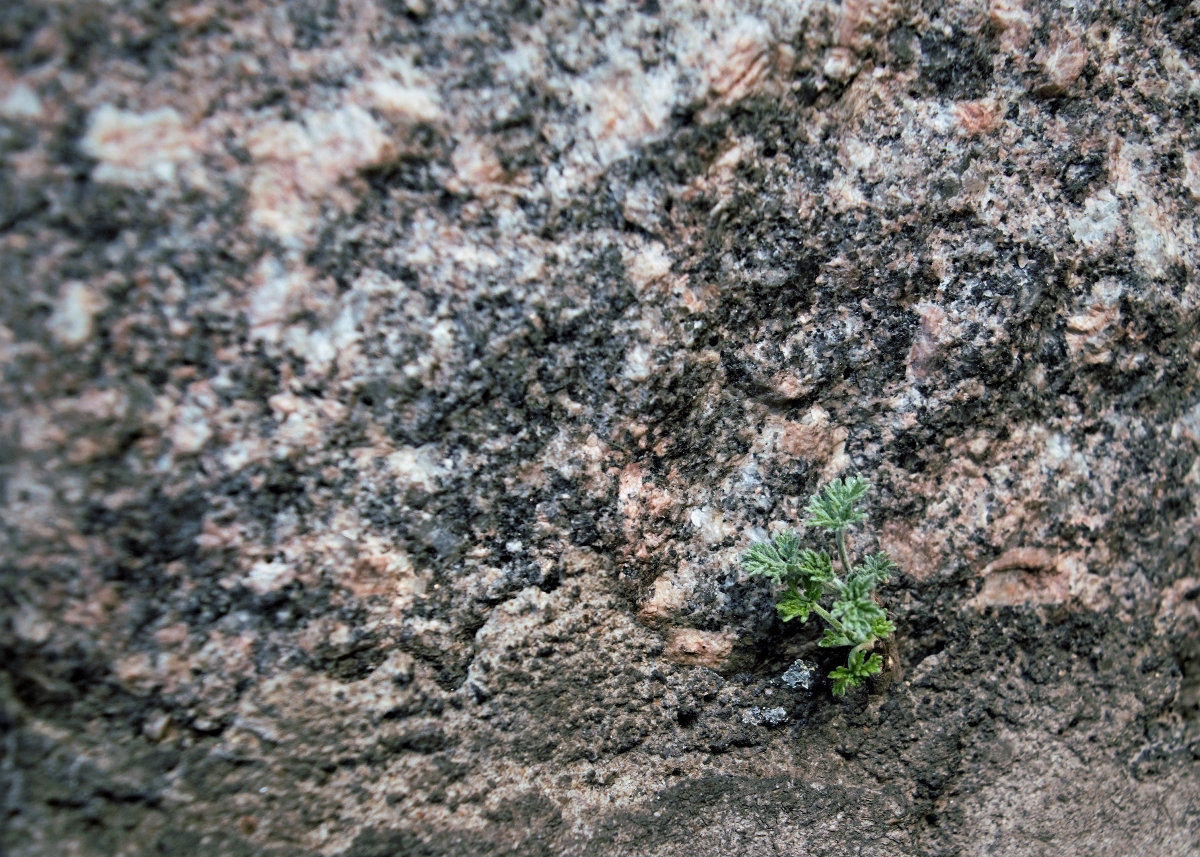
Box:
803;475;869;531
828;649;883;696
743;477;895;696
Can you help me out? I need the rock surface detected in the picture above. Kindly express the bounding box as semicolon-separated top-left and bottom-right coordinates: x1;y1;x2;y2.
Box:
3;0;1200;854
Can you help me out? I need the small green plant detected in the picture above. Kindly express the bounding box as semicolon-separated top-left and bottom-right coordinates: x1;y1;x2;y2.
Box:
743;476;895;696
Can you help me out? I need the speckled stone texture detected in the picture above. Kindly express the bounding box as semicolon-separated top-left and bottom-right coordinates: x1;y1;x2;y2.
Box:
3;1;1200;854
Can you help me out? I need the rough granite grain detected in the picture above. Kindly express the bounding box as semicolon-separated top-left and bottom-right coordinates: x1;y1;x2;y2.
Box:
2;0;1200;855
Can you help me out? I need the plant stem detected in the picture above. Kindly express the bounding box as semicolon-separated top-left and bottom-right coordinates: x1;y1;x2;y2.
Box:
835;529;853;578
811;603;846;634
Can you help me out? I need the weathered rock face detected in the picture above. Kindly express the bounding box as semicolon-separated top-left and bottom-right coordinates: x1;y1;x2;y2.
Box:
3;0;1200;854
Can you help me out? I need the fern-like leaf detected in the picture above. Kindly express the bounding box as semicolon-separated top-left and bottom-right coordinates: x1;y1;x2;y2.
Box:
797;548;835;582
776;584;814;623
828;650;883;696
870;616;896;639
804;476;869;532
832;595;885;645
850;552;896;588
742;540;789;585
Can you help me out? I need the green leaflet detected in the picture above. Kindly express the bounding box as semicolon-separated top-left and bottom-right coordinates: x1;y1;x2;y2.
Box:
743;536;833;589
871;616;897;638
772;529;801;561
776;585;814;622
841;573;874;602
829;650;884;696
853;552;896;585
832;596;885;643
804;476;869;532
819;628;852;648
797;548;834;582
742;540;792;585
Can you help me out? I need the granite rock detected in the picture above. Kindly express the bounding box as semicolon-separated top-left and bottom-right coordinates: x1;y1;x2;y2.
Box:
2;0;1200;854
